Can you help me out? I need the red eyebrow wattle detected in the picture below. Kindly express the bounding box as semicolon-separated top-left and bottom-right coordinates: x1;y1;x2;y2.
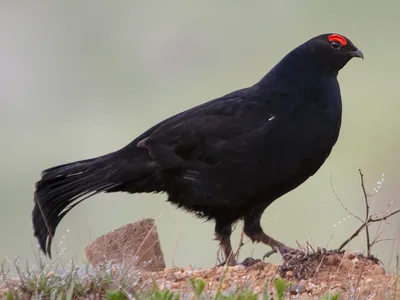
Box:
328;34;347;46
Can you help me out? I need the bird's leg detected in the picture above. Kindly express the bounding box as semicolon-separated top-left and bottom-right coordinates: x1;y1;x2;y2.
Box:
214;221;264;267
214;222;237;266
243;211;301;262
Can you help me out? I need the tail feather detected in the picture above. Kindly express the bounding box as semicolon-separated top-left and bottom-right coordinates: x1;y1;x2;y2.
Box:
33;181;119;258
32;155;130;258
32;145;163;258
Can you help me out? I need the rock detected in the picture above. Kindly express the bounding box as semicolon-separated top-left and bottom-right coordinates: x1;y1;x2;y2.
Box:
249;260;268;270
285;270;294;278
85;218;166;272
371;264;386;275
241;257;261;267
343;251;356;260
290;282;306;295
340;258;353;271
351;257;359;264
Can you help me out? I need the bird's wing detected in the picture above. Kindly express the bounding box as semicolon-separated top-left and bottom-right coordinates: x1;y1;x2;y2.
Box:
136;88;274;169
132;87;297;206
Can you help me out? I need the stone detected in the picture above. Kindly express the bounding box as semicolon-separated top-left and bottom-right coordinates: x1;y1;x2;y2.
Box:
290;282;306;295
343;251;356;260
85;218;166;272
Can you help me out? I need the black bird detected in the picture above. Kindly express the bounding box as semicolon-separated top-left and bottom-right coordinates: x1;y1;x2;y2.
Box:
32;33;363;266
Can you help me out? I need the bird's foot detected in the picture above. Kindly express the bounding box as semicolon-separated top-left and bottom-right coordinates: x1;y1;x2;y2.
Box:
217;257;262;267
263;245;305;263
262;249;278;260
240;257;262;267
217;257;237;267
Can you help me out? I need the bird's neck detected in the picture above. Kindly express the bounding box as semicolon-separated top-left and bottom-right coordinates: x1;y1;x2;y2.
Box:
253;49;339;93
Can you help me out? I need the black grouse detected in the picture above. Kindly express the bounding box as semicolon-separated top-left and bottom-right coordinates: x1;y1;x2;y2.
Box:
32;33;363;266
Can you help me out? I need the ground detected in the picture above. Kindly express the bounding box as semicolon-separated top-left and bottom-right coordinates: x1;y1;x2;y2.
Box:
1;250;398;299
144;250;398;299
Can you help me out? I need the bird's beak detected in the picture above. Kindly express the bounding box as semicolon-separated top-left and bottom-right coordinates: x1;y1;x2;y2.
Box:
349;49;364;59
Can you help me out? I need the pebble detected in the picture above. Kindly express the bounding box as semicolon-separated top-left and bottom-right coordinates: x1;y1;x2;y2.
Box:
290;282;306;295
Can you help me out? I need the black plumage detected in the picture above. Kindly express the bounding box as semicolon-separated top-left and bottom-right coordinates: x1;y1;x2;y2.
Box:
32;33;363;265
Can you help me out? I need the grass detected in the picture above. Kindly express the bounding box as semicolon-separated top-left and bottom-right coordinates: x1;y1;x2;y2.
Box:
0;254;343;300
1;239;398;299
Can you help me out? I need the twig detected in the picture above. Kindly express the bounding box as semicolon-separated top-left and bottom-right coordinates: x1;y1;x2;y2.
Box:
338;223;365;251
370;229;384;247
330;173;363;222
337;169;400;256
354;259;367;294
359;169;371;256
338;208;400;251
372;208;400;223
372;238;395;245
394;254;399;300
216;247;223;265
306;241;316;254
324;233;335;250
233;224;245;261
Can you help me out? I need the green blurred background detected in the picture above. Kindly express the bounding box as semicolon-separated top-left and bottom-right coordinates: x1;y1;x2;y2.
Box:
1;1;399;272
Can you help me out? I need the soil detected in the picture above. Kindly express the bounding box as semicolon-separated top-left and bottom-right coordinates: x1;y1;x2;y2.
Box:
146;250;398;299
1;250;398;299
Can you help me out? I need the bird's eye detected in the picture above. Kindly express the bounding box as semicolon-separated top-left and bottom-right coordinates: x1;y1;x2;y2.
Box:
331;41;341;50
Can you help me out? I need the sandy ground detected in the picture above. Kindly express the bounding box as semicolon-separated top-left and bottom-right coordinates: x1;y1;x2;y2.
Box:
1;250;398;299
147;250;398;299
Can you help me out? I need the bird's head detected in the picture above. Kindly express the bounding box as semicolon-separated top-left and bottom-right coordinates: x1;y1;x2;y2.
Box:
295;33;364;73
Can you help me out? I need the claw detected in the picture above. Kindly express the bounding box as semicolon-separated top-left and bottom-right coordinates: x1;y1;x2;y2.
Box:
263;245;303;262
262;249;277;260
217;258;237;267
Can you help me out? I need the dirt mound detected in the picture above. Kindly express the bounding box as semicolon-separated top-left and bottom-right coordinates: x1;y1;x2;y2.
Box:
148;251;397;299
278;249;381;280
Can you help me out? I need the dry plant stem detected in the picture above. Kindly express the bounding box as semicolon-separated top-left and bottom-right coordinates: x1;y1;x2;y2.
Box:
372;238;395;245
354;259;367;294
394;254;399;300
330;174;363;222
216;223;245;265
359;169;371;256
338;208;400;251
337;169;400;253
233;224;245;261
306;241;316;254
0;263;12;294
